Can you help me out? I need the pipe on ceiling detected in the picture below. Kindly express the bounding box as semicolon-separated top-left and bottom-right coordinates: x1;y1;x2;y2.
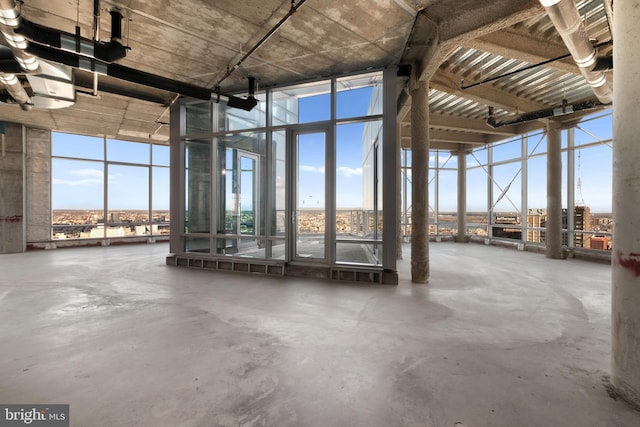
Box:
215;0;308;87
0;0;35;109
0;72;31;109
0;0;39;72
25;42;258;111
486;98;604;128
539;0;612;104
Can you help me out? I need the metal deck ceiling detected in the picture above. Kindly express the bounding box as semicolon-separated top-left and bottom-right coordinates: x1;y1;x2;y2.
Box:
0;0;613;148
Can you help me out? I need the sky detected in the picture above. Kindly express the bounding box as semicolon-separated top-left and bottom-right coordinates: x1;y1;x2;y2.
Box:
294;86;376;210
52;89;614;216
52;133;170;210
403;111;613;214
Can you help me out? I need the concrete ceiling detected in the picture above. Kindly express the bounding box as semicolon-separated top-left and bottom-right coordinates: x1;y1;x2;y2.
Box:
0;0;613;148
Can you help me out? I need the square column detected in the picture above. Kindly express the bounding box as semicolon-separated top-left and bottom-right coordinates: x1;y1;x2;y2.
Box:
0;122;25;254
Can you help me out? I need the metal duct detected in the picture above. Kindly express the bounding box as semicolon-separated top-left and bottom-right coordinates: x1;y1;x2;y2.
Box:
0;0;34;109
539;0;612;104
25;42;258;111
0;0;39;72
0;0;75;110
0;72;31;110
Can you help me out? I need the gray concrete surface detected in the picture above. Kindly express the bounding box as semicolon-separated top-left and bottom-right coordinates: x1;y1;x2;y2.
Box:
1;242;639;426
611;0;640;407
0;123;24;254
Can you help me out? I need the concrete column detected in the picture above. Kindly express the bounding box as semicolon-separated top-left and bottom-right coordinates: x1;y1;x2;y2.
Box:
411;80;429;283
0;122;25;253
612;0;640;407
455;147;467;243
25;128;51;244
396;123;403;260
546;121;562;259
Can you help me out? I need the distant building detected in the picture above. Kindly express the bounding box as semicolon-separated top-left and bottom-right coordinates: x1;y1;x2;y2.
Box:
562;206;591;248
575;206;591;248
590;235;611;250
527;208;547;243
493;213;521;239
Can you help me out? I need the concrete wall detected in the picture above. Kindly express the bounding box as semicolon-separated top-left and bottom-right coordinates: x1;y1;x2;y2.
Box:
25;128;51;243
0;123;24;253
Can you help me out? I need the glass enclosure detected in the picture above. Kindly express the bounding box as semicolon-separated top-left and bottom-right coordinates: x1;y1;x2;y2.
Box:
177;71;386;266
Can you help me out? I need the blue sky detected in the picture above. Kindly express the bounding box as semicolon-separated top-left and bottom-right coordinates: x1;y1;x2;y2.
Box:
52;133;169;210
296;87;375;209
404;111;613;213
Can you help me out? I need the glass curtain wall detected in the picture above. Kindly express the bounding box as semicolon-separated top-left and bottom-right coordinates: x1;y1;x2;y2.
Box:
51;132;170;240
399;109;613;252
178;71;385;266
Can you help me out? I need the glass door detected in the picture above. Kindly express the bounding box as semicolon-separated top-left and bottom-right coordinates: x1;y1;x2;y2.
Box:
291;129;328;261
220;148;260;254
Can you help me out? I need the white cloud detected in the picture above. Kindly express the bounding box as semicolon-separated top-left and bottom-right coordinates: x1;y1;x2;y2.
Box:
68;168;103;178
53;178;102;186
299;165;325;173
337;166;362;178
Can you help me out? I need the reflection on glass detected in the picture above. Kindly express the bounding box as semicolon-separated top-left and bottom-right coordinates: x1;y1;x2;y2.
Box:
185;139;211;233
271;131;286;238
336;242;382;265
336;72;383;119
215;132;266;255
217;93;266;132
185;101;211;136
185;237;209;253
271;81;331;126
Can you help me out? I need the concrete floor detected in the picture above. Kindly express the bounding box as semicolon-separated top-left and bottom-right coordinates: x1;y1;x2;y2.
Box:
1;242;639;426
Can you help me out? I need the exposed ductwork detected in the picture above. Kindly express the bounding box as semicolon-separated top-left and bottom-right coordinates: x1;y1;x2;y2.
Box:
0;71;30;109
0;0;34;109
25;41;259;111
0;0;75;110
539;0;612;104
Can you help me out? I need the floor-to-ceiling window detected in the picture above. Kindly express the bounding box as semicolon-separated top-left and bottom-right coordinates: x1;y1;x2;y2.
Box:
399;109;613;253
52;132;170;240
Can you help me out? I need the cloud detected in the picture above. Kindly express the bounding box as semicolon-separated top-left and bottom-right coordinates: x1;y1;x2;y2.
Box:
53;178;102;186
337;166;362;178
68;168;103;178
54;168;110;186
299;165;325;173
